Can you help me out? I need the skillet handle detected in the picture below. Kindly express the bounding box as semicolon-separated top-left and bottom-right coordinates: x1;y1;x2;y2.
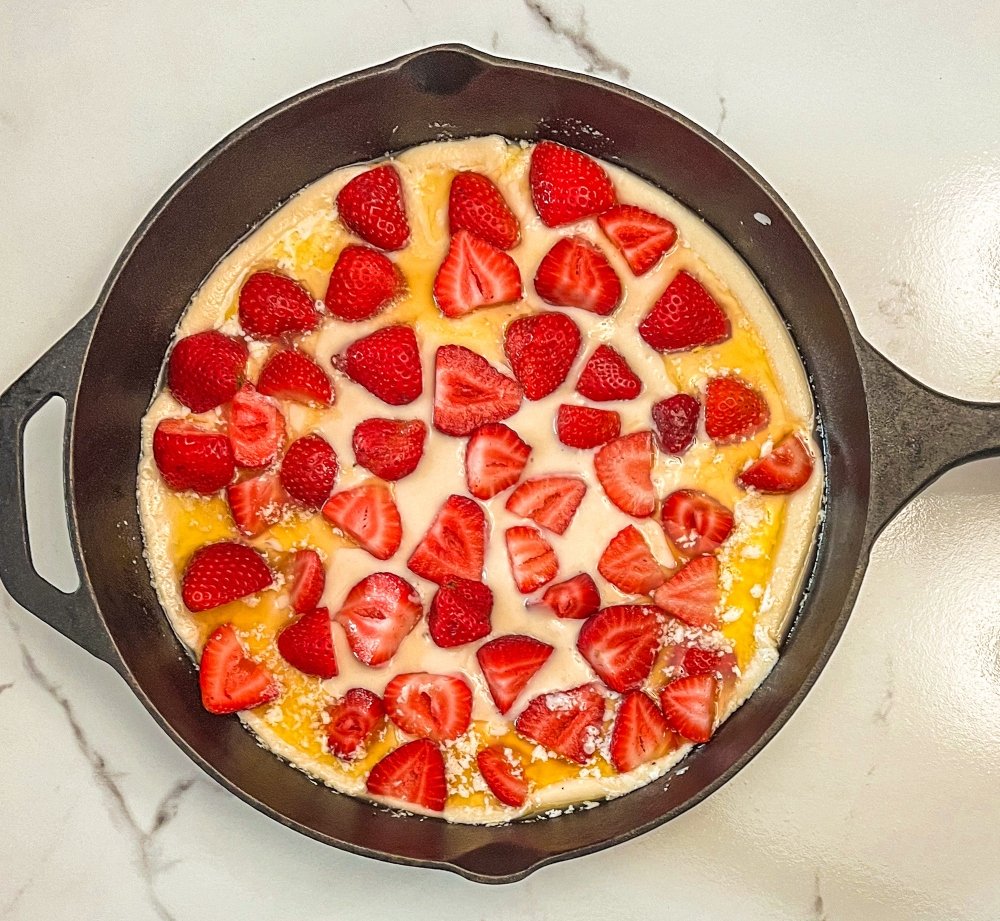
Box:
0;311;120;669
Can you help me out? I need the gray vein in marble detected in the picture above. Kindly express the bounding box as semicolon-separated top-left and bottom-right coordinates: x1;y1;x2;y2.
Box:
0;681;13;695
397;0;414;14
522;0;630;81
814;870;828;920
716;94;728;136
875;654;894;722
490;29;500;50
1;804;72;918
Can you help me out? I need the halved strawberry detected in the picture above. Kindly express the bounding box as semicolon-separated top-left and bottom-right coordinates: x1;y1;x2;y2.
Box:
334;572;422;667
276;607;338;679
598;525;666;595
167;330;248;413
594;431;656;518
325;688;385;760
556;404;621;449
336;163;410;251
199;623;279;715
339;325;422;406
598;204;678;276
449;171;520;250
432;344;522;436
609;690;672;773
428;576;493;648
384;672;473;742
477;746;528;808
238;270;320;340
366;739;446;811
514;683;606;763
464;423;531;500
324;244;400;321
257;348;334;406
181;542;273;612
153;418;235;494
576;604;661;693
226;472;289;537
576;345;642;402
279;433;339;509
652;393;700;455
228;384;285;468
659;674;718;743
737;433;815;493
288;548;325;613
639;270;730;353
407;494;487;584
661;489;734;556
681;645;738;680
532;573;601;620
476;634;554;714
704;376;769;443
533;237;622;315
503;311;582;401
322;482;402;560
653;555;720;627
433;230;522;318
529;140;616;227
352;418;427;481
505;476;586;535
505;526;558;594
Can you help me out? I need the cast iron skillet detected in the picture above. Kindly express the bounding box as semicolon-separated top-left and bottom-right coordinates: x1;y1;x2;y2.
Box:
1;45;998;883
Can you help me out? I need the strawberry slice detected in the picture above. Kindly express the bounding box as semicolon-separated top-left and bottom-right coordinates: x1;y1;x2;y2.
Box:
505;476;586;535
598;204;678;276
681;645;738;680
505;526;558;594
277;607;338;678
322;482;402;560
515;683;606;763
226;471;289;537
449;171;520;250
503;311;582;401
428;576;493;648
594;431;656;518
433;230;522;318
651;393;700;455
257;348;334;406
238;270;320;340
228;384;285;468
153;418;235;494
532;573;601;620
167;330;248;413
737;433;815;493
529;140;616;227
324;244;400;321
340;325;422;406
653;555;720;627
576;604;661;693
661;489;734;556
336;164;410;251
334;572;422;667
533;237;622;315
325;688;386;760
432;344;522;437
181;542;273;612
384;672;473;742
598;525;666;595
464;422;531;500
407;494;487;584
704;376;769;443
639;270;730;353
477;746;529;808
352;418;427;481
476;634;554;714
556;404;621;449
279;433;339;508
199;623;278;715
659;674;718;743
609;689;673;773
288;548;325;613
576;345;642;402
366;739;446;811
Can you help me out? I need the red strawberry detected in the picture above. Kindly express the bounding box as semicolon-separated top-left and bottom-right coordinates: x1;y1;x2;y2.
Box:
336;164;410;251
653;555;720;627
340;325;422;406
257;348;334;406
529;140;616;227
704;376;769;443
324;244;400;321
639;271;730;353
682;645;737;680
532;573;601;620
449;171;520;250
366;739;446;811
477;746;528;808
476;634;554;714
432;344;522;436
182;542;273;612
325;688;385;760
598;204;678;276
576;345;642;402
464;422;531;500
505;526;558;594
279;433;338;508
533;237;622;315
384;672;473;742
556;404;621;449
352;418;427;481
515;683;606;763
659;674;718;743
594;431;656;518
322;482;402;560
153;418;235;494
276;607;338;679
226;472;289;537
433;230;522;318
576;604;661;693
199;623;278;715
598;525;666;595
503;311;582;400
651;393;700;455
609;690;672;773
737;433;815;493
238;271;320;340
407;495;487;584
288;548;325;613
228;384;285;468
428;577;493;648
167;330;248;413
661;489;734;556
505;476;586;535
334;572;422;667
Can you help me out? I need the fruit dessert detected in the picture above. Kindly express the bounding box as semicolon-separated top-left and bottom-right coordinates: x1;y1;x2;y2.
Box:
138;136;822;823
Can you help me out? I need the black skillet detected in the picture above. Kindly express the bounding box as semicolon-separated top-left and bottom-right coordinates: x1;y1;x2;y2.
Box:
1;45;998;883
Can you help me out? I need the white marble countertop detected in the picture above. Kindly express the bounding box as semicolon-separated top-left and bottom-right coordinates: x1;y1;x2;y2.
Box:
2;2;999;919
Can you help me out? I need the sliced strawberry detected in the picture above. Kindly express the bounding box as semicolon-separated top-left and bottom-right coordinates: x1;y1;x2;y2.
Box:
449;171;520;250
594;431;656;518
279;433;338;508
598;204;678;276
476;634;554;715
576;604;661;693
661;489;734;556
334;572;422;667
340;325;422;406
477;746;529;808
336;163;410;251
384;672;473;742
609;690;672;773
533;237;622;316
366;739;446;811
555;404;621;449
226;471;289;537
737;432;815;493
505;476;586;535
352;418;427;481
238;270;320;340
167;330;248;413
529;140;616;227
228;384;285;468
659;674;718;743
651;393;700;455
532;573;601;620
428;576;493;648
433;230;522;318
503;311;582;401
325;688;385;760
153;418;235;494
576;345;642;402
598;525;666;595
653;555;720;627
288;548;325;613
324;244;400;321
681;645;738;680
464;422;531;500
322;482;402;560
432;344;522;436
181;542;273;612
514;683;606;763
277;607;337;679
199;623;278;715
704;376;769;443
257;348;334;406
505;526;558;594
639;270;730;353
407;494;487;584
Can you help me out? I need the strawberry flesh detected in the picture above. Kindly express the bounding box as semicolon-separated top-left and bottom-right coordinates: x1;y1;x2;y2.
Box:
326;688;385;760
199;623;278;715
322;482;402;561
476;634;554;714
277;607;338;678
505;525;558;594
661;489;734;556
477;746;529;808
659;674;718;743
433;344;522;436
556;404;621;449
384;672;473;742
257;348;333;406
366;738;447;811
228;384;285;468
334;572;422;667
226;472;288;537
407;494;487;584
577;604;662;693
594;431;656;518
288;548;325;613
598;204;678;275
433;230;522;318
532;573;601;620
598;525;666;595
610;689;673;773
153;418;235;494
653;555;720;627
464;422;531;500
533;236;622;316
505;476;586;535
737;433;814;493
515;683;606;763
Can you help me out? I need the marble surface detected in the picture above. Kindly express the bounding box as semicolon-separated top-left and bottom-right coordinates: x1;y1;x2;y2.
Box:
2;2;999;918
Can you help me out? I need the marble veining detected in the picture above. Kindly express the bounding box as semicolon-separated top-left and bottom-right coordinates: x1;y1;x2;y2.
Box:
522;0;630;80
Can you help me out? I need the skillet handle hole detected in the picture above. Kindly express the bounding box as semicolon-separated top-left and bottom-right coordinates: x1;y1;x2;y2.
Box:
401;49;485;96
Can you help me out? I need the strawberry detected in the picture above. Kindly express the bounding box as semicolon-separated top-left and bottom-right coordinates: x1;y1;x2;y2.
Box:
514;683;606;763
659;674;718;743
339;325;422;406
279;433;338;508
433;230;522;318
324;244;400;321
322;482;402;560
533;237;622;316
334;572;422;667
464;422;531;500
653;555;720;627
598;204;678;276
182;542;273;612
609;690;672;773
597;525;666;595
639;270;730;353
532;573;601;620
384;672;473;742
576;345;642;402
594;431;656;518
325;688;385;760
529;140;616;227
153;418;235;494
555;404;621;449
226;472;289;537
477;746;528;808
366;739;446;811
199;623;278;715
288;548;325;613
651;393;700;455
167;330;248;413
449;171;520;250
661;489;734;556
505;476;586;535
681;645;738;680
428;576;493;648
228;384;285;468
503;311;582;401
505;526;558;594
238;270;320;340
737;432;815;493
407;494;487;584
257;348;334;406
476;634;554;714
352;418;427;481
432;344;522;436
704;375;769;443
336;163;410;251
277;607;338;678
576;604;661;693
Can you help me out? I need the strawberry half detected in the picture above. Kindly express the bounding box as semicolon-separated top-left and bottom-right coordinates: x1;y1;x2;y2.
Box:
576;604;661;693
681;645;738;681
449;171;520;250
598;204;678;276
737;433;815;493
277;607;338;679
476;634;554;715
428;576;493;648
477;746;528;808
659;674;718;743
529;140;616;227
594;431;656;518
432;344;522;436
653;555;720;627
325;688;385;760
352;418;427;481
340;325;422;406
181;542;273;612
199;623;278;715
514;683;606;763
334;572;422;667
407;494;487;584
384;672;473;742
556;404;621;449
433;230;522;318
288;548;325;613
576;345;642;402
366;739;446;812
226;471;288;537
609;690;672;773
503;311;582;401
704;376;769;443
279;433;339;508
238;271;320;340
505;526;558;594
639;270;730;353
598;525;666;595
153;418;235;494
322;482;402;560
532;573;601;620
324;244;400;321
651;393;700;455
464;422;531;500
257;348;334;407
661;489;734;556
505;476;586;535
533;237;622;316
336;163;410;251
228;384;285;468
167;330;248;413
